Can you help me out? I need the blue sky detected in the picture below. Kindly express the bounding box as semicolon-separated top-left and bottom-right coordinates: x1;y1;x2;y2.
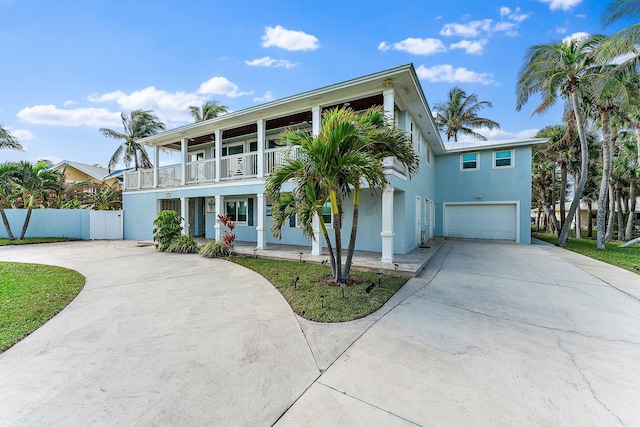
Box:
0;0;630;168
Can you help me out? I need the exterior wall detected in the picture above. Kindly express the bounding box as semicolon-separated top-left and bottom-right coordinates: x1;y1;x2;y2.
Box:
0;209;90;239
433;146;533;244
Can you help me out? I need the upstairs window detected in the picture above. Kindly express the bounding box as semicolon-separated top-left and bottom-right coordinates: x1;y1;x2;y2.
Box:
494;149;513;168
461;152;479;170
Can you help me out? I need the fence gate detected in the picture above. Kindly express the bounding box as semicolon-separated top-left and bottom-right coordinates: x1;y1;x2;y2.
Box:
89;210;123;240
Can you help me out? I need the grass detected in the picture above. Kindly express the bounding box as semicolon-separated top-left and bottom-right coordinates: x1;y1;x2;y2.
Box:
532;232;640;274
0;237;74;246
229;257;408;322
0;262;85;352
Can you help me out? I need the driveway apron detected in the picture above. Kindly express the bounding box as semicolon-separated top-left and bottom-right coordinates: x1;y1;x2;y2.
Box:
0;241;319;426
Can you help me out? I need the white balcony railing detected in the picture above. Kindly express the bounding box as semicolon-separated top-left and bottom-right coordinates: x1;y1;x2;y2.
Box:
186;158;216;184
158;164;182;187
220;153;258;180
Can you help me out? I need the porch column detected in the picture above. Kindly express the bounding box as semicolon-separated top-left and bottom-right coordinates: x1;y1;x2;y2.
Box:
311;214;322;256
215;129;222;181
215;195;223;241
257;119;265;177
181;138;187;185
381;186;394;263
153;146;159;188
312;105;321;136
181;197;189;236
256;193;267;250
383;88;395;121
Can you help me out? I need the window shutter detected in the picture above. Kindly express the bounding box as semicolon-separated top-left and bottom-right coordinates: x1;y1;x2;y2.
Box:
289;214;296;227
248;198;254;226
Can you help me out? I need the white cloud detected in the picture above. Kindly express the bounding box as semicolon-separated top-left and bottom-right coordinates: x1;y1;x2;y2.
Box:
254;91;274;103
378;37;446;55
556;27;567;34
198;77;253;98
11;128;33;140
63;100;77;106
500;6;511;17
17;105;121;127
416;64;495;85
459;127;539;142
563;31;590;43
440;19;518;38
539;0;582;11
500;6;530;22
450;39;487;55
245;56;296;69
261;25;319;51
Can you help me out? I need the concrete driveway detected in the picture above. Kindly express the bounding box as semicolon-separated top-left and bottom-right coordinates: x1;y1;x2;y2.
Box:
1;240;639;426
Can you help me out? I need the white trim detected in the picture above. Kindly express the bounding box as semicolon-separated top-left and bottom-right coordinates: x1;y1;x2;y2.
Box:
442;201;521;243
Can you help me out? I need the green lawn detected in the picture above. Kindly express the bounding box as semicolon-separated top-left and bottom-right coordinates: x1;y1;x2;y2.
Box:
0;262;85;352
532;232;640;275
0;237;74;246
229;257;408;322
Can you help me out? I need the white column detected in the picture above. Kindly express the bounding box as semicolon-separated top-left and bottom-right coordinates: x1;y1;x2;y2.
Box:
181;197;189;236
257;119;265;177
381;186;394;263
215;129;222;181
311;105;322;256
181;138;187;185
153;146;159;188
215;195;223;241
311;214;322;256
257;193;267;250
383;88;395;121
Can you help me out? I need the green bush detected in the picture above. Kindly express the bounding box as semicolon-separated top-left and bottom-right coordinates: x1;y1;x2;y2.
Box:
199;240;231;258
153;210;183;252
166;235;199;254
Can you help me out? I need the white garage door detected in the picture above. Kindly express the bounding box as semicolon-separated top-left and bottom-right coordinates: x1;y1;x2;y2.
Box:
444;203;517;241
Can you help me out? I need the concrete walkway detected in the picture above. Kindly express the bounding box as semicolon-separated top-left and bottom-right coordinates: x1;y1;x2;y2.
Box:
1;239;640;426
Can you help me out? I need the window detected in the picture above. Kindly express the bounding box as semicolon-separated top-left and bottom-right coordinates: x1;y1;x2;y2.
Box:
321;202;333;226
225;200;247;223
188;151;204;162
222;143;244;156
494;149;513;168
461;152;479;170
426;141;431;166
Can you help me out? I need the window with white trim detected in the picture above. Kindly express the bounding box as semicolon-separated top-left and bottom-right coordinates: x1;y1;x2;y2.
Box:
494;149;514;168
461;152;479;170
188;150;204;162
225;199;247;224
426;141;431;166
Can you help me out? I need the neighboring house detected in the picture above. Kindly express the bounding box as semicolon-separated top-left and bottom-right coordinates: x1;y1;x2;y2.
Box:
50;160;129;190
123;64;544;262
543;199;640;229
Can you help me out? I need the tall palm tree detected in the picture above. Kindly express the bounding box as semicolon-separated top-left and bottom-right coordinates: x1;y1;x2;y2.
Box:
100;109;165;172
13;161;63;239
0;162;18;240
433;87;501;142
599;0;640;76
516;34;604;247
266;107;419;283
188;100;228;122
0;125;23;151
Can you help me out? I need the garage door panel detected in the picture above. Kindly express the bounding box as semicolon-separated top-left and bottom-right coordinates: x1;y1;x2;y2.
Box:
444;204;516;240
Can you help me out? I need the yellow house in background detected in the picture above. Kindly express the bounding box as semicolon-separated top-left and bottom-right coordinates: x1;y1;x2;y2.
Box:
50;160;128;190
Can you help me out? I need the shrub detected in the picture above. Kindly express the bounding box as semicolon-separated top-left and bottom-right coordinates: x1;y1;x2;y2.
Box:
166;235;199;254
199;240;232;258
153;210;183;252
217;214;237;248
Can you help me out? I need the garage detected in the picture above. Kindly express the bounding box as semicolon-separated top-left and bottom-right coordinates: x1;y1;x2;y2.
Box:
444;203;518;241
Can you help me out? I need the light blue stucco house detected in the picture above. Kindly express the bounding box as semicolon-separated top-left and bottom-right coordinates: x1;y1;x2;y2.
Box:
123;64;544;262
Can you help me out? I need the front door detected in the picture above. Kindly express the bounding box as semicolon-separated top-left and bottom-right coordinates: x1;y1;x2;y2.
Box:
416;196;422;246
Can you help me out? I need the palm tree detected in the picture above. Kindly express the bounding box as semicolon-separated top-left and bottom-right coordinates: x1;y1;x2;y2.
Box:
266;107;419;283
100;109;165;172
516;34;604;247
0;162;18;240
188;100;228;122
13;161;63;239
433;87;501;142
599;0;640;77
0;125;23;151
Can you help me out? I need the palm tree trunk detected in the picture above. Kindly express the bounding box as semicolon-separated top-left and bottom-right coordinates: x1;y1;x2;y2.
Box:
319;219;337;280
625;178;637;241
0;204;15;240
330;190;342;282
559;163;567;229
596;110;612;249
557;91;589;248
543;203;560;233
587;201;593;238
616;183;624;241
19;199;33;240
606;182;615;242
343;191;359;280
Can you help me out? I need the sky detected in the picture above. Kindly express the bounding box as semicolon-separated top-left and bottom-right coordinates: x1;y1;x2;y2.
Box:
0;0;632;169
